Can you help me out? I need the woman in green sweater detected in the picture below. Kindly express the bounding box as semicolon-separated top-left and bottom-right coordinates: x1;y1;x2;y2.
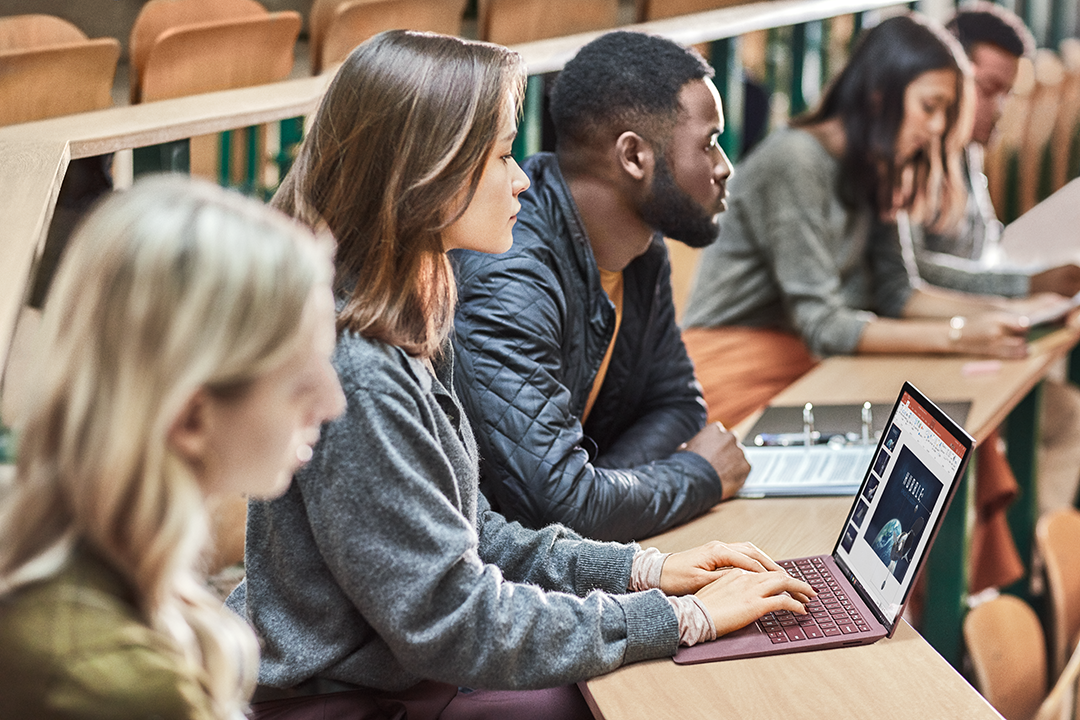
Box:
0;175;344;719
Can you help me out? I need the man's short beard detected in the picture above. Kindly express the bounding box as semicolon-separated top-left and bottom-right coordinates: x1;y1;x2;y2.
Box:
639;153;719;249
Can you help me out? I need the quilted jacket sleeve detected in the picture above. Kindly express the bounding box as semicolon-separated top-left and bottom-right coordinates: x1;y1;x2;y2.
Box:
453;251;724;543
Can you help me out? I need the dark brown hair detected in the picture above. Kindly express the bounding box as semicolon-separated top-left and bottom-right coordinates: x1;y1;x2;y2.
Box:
794;14;971;230
274;30;526;358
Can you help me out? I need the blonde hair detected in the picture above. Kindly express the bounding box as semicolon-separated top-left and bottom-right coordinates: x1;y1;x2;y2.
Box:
274;30;526;358
0;175;330;717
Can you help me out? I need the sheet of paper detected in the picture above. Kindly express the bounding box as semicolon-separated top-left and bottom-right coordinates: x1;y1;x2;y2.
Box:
737;444;876;497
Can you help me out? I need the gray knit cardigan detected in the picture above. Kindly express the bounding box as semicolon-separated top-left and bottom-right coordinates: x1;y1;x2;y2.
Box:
227;331;679;692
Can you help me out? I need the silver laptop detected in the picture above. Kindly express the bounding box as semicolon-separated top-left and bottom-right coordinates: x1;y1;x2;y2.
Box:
674;382;974;664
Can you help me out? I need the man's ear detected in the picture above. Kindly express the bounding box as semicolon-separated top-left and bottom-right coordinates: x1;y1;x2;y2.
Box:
614;131;655;182
168;389;210;468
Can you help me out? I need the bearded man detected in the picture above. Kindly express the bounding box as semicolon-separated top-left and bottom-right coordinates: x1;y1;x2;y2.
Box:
451;31;746;542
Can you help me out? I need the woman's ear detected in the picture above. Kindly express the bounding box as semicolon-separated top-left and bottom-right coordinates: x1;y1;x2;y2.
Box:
167;389;210;469
614;131;655;182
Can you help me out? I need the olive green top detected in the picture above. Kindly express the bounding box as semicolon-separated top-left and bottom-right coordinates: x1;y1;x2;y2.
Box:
0;544;217;719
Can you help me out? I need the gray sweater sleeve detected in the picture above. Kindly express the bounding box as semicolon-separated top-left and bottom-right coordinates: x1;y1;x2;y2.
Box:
743;132;877;355
474;491;636;595
232;337;678;692
914;250;1031;297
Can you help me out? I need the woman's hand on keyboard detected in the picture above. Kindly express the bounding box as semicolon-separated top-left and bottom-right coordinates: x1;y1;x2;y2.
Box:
695;569;817;637
660;540;807;599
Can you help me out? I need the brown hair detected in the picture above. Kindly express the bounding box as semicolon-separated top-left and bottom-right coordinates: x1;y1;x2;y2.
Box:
793;13;972;231
274;30;526;358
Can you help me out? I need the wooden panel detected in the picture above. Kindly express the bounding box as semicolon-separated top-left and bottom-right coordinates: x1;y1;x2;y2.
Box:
511;0;905;75
0;38;119;126
0;14;86;51
641;0;758;22
317;0;467;74
139;12;301;103
478;0;619;46
1051;39;1080;194
128;0;265;102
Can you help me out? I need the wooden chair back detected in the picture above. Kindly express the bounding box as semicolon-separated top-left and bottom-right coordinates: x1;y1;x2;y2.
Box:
986;54;1034;223
1038;508;1080;680
964;594;1048;720
0;38;120;126
0;14;86;51
638;0;755;21
1051;38;1080;193
313;0;467;75
477;0;619;46
1017;49;1065;215
1033;641;1080;720
137;12;301;103
128;0;267;102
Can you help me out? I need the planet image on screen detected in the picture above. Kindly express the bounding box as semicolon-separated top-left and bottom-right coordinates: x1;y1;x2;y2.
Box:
872;518;903;566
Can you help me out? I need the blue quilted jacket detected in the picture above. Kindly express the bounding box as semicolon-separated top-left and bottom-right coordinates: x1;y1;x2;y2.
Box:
451;152;724;542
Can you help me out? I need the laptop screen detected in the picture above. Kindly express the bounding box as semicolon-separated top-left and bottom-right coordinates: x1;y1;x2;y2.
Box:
832;384;972;628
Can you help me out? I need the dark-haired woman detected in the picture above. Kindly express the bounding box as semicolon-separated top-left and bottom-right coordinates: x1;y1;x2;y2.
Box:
681;13;1055;593
681;12;1062;428
229;30;814;720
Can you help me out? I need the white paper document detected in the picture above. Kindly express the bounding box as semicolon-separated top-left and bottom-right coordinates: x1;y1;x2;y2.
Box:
737;444;876;497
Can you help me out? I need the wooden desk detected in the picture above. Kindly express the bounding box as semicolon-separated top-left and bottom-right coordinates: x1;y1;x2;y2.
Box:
584;497;1002;720
584;334;1080;720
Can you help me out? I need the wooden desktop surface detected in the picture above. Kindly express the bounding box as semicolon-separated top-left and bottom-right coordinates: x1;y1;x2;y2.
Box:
579;338;1080;720
584;497;1001;720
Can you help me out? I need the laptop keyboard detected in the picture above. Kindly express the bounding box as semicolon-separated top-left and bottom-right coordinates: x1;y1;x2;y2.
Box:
758;557;872;643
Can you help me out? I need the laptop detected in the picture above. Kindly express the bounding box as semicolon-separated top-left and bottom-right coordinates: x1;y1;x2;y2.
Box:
673;382;974;664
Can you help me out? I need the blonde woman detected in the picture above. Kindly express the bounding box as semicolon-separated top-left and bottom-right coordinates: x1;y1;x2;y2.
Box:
231;30;813;719
0;175;345;719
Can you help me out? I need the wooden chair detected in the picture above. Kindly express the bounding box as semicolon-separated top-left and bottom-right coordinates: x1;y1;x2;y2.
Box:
136;14;302;103
986;54;1035;224
128;0;267;103
964;594;1048;720
1051;38;1080;194
666;239;702;323
1037;508;1080;680
311;0;467;75
0;14;85;51
638;0;756;21
128;0;301;183
1017;49;1065;216
0;14;120;127
0;40;120;127
477;0;619;46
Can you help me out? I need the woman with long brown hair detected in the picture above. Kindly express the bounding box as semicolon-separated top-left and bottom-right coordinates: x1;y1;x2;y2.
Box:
682;12;1061;429
230;30;814;719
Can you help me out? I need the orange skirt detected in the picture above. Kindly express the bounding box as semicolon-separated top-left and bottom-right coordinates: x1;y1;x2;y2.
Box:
682;325;819;428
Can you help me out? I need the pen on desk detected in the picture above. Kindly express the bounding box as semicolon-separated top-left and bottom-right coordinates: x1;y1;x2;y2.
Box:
862;402;872;445
803;403;814;448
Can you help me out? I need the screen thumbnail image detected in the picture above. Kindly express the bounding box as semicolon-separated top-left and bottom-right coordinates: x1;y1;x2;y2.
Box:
864;446;943;587
863;474;880;503
873;447;890;476
842;523;858;552
852;499;870;528
884;424;901;450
